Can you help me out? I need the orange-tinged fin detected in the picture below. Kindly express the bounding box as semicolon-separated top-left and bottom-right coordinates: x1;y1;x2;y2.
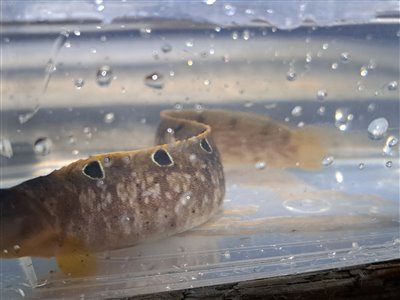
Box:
55;235;97;277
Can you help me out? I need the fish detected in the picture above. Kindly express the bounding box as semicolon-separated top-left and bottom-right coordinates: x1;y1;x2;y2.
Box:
0;109;326;276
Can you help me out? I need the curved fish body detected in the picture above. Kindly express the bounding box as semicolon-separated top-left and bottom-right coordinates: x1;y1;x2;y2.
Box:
0;109;325;274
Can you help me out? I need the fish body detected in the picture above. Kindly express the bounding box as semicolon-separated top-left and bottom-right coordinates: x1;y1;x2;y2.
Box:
0;109;325;274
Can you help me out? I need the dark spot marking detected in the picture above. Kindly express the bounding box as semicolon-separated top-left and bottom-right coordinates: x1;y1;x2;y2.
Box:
164;214;168;218
192;209;196;214
82;160;104;179
152;149;174;167
200;138;213;154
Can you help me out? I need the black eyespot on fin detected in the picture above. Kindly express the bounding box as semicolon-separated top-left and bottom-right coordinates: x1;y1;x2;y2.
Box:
200;138;213;154
152;149;174;167
83;160;104;179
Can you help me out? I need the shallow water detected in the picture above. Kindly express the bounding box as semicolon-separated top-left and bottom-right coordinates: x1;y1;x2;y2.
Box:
1;23;399;299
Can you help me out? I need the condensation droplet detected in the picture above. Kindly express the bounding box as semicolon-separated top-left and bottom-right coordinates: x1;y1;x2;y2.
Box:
291;106;302;117
360;66;368;77
316;89;328;101
321;156;334;166
388;81;398;91
255;161;266;170
185;39;194;47
335;171;344;183
306;53;312;63
242;30;250;40
367;103;376;113
331;62;338;70
34;137;52;156
144;72;164;89
317;106;326;116
194;103;204;112
74;78;85;89
334;108;353;131
187;59;194;66
368;118;388;140
180;192;192;206
103;112;115;124
174;103;183;111
358;163;365;170
72;149;79;155
96;65;113;86
203;0;216;5
244;101;253;108
340;52;351;63
223;251;231;259
386;161;393;168
286;70;297;81
161;44;172;53
224;4;236;16
0;138;13;158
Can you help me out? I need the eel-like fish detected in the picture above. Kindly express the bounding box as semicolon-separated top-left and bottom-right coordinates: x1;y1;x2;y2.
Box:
0;109;326;276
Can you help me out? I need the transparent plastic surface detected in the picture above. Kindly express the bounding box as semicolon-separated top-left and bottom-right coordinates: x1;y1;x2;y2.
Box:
1;16;399;300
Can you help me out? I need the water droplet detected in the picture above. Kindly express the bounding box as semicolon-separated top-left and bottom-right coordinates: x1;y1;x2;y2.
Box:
386;161;393;168
161;44;172;53
368;118;388;140
203;79;211;86
194;103;204;112
340;52;351;63
317;106;326;116
144;72;164;89
335;171;344;183
103;112;115;124
367;103;376;112
180;192;192;206
322;43;329;50
73;29;81;36
13;245;20;251
187;59;194;66
306;53;312;63
358;163;365;170
255;161;266;170
316;89;328;101
74;78;84;89
360;66;368;77
64;40;71;48
223;251;231;259
231;31;239;40
96;65;113;86
331;62;338;69
286;70;297;81
18;106;40;124
72;149;79;155
203;0;216;5
185;39;194;47
224;4;236;16
34;137;52;155
388;80;398;91
139;27;152;37
174;103;183;111
291;106;302;117
321;156;334;166
242;30;250;40
334;108;353;131
386;136;398;148
0;138;13;158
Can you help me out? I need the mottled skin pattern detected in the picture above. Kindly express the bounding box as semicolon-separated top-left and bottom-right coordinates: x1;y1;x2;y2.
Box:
0;110;224;257
0;109;324;259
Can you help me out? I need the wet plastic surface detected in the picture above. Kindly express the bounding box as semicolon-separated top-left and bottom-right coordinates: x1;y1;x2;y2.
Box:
1;17;399;300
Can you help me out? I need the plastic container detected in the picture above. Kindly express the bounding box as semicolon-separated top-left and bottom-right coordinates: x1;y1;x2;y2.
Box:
1;1;399;299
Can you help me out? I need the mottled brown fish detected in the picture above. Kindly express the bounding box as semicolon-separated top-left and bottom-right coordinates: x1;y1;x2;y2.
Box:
0;109;325;275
